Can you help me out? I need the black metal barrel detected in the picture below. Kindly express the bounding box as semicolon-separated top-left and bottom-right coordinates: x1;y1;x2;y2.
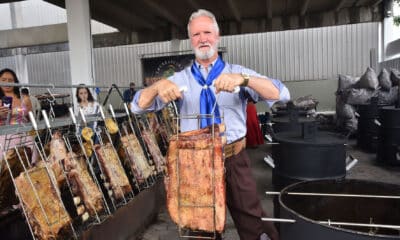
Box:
356;98;387;152
271;123;346;218
271;102;316;133
377;106;400;165
279;179;400;240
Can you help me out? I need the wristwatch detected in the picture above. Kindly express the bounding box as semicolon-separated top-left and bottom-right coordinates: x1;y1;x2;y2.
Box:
240;73;250;87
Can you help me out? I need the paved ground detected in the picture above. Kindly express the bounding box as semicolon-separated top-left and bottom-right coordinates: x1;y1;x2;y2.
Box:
137;139;400;240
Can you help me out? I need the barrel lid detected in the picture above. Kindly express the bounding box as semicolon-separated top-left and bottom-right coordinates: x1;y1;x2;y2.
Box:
274;131;346;145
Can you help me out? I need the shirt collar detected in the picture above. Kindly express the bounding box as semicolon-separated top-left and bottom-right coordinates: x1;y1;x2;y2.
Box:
195;57;219;70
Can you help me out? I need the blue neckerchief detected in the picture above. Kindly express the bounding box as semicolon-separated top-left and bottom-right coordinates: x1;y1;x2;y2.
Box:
191;57;225;128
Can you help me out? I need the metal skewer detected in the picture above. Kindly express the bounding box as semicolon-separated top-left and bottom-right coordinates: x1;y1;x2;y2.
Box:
261;218;400;230
265;191;400;199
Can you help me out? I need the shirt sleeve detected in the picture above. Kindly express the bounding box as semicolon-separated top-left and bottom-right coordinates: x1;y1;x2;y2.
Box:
265;78;291;107
237;67;290;105
130;90;166;114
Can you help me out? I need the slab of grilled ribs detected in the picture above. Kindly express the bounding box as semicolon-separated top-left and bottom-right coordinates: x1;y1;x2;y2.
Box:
63;153;104;215
120;134;153;183
48;132;104;216
0;147;31;212
142;130;165;173
94;143;132;200
165;124;226;233
15;166;71;239
47;131;67;187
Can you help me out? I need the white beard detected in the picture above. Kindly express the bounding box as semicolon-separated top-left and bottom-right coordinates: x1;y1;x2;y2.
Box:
194;44;217;60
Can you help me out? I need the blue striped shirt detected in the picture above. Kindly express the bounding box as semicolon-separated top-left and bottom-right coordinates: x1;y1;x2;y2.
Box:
131;61;290;143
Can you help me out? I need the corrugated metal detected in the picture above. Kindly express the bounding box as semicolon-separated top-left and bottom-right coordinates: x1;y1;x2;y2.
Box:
27;51;71;95
93;41;178;87
93;22;377;85
0;56;16;70
380;57;400;70
220;22;379;81
1;22;379;89
0;3;12;30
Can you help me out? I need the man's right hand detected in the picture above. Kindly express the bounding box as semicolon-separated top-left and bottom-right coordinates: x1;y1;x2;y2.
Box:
138;79;182;109
155;79;182;103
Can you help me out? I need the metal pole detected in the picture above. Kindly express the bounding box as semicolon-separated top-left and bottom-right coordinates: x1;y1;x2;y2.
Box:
261;218;400;230
0;82;130;89
265;191;400;199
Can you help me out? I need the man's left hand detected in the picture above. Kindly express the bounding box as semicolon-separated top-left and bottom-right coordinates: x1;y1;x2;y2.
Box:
214;73;243;94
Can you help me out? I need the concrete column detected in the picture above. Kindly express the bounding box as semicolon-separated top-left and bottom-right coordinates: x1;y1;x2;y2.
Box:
65;0;94;103
10;2;28;83
15;49;28;84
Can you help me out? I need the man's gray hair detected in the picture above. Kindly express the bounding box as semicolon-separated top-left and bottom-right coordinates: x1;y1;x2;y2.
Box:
187;9;220;38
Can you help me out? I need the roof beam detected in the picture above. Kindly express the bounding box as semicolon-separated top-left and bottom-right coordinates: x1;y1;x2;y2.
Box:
141;0;182;27
335;0;347;12
226;0;241;22
266;0;273;19
300;0;310;16
95;0;156;30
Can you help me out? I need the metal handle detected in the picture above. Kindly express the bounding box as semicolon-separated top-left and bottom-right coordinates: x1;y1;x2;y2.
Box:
263;155;275;168
179;86;188;92
69;107;76;124
261;217;296;223
79;108;87;124
99;106;106;120
28;111;37;131
264;134;273;142
109;104;116;119
123;103;130;115
374;119;381;126
354;112;360;117
346;158;358;171
42;110;51;129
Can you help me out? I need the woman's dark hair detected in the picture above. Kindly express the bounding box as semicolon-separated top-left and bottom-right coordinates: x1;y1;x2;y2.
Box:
76;85;95;103
0;68;20;98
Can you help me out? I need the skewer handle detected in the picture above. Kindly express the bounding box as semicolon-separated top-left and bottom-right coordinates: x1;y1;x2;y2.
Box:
109;104;116;119
124;103;130;115
79;108;87;124
42;110;51;129
179;86;188;92
69;107;77;124
99;106;106;120
28;111;37;130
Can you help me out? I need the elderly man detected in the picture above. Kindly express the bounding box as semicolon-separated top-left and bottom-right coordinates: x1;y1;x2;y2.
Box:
131;9;289;240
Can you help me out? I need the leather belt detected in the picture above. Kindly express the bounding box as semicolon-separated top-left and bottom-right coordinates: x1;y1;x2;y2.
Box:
224;137;246;158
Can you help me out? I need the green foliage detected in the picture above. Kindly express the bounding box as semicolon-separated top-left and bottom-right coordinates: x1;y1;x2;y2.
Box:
395;0;400;26
395;16;400;26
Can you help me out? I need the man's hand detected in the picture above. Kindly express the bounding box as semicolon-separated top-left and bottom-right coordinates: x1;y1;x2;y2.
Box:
138;79;183;109
0;106;10;118
155;79;183;103
214;73;243;94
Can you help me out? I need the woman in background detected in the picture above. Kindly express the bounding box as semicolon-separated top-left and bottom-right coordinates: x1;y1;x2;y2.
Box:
0;68;37;212
75;85;100;143
0;68;32;125
75;85;100;116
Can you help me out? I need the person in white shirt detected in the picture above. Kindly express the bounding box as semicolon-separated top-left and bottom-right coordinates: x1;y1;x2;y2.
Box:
20;87;41;120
